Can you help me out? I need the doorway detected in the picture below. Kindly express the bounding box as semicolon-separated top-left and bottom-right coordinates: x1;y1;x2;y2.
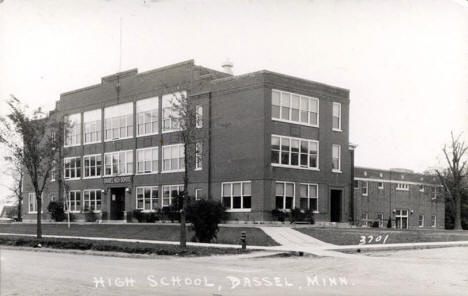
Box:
330;189;342;222
110;188;125;220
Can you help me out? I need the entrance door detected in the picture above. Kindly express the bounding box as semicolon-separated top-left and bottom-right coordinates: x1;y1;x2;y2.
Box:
110;188;125;220
330;190;342;222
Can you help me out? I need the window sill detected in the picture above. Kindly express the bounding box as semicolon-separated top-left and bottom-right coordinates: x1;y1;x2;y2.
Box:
136;172;159;176
136;132;159;138
83;176;102;180
272;118;319;128
83;141;101;146
332;169;342;173
64;144;81;148
161;169;185;174
104;136;133;142
272;164;320;171
362;194;368;197
332;128;343;132
65;178;81;181
65;211;81;214
104;173;134;177
84;210;102;214
162;129;182;134
194;168;202;171
225;209;251;213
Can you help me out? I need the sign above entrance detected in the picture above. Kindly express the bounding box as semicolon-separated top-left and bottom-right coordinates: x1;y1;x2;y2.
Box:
103;176;132;185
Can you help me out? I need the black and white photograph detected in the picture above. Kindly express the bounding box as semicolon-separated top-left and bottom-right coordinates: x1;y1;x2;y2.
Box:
0;0;467;295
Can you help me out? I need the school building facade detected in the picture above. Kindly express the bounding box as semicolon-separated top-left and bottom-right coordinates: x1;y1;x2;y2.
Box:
22;59;353;223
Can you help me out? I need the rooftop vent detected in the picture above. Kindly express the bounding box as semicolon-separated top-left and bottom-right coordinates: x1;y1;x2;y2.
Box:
221;59;234;75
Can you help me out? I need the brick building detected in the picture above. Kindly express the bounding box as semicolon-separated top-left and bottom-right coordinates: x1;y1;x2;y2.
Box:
354;167;445;229
22;60;353;223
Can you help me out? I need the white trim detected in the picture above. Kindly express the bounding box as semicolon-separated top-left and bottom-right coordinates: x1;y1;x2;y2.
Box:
272;164;320;171
64;156;82;180
332;144;341;172
161;143;184;173
271;134;319;170
378;182;384;190
272;118;319;128
104;135;133;143
418;215;425;228
298;183;319;213
354;177;441;187
361;181;368;196
275;181;296;210
83;153;102;178
136;146;158;174
332;102;342;131
221;181;252;211
431;215;437;227
271;89;319;128
135;186;159;211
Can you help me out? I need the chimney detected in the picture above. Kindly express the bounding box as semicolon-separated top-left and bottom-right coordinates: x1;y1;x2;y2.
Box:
221;59;234;75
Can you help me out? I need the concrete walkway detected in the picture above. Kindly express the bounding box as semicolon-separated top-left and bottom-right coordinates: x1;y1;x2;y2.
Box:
260;227;332;247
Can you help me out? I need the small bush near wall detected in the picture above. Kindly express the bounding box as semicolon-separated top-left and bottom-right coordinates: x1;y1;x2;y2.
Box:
271;209;289;222
387;218;392;228
186;199;225;243
84;212;98;222
47;201;66;222
145;212;159;223
289;208;315;224
133;210;144;223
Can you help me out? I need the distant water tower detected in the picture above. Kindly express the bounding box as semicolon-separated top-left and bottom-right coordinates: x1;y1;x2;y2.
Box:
221;59;234;75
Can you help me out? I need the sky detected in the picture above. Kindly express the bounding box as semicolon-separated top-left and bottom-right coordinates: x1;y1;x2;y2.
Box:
0;0;467;203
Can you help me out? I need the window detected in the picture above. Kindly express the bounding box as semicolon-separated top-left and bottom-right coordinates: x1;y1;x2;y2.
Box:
28;193;37;213
136;186;159;211
49;193;56;202
50;161;56;182
332;102;341;131
353;180;359;189
378;182;384;189
419;184;425;192
431;215;437;227
104;102;133;141
64;113;81;147
361;181;368;196
162;91;186;133
272;90;319;126
83;154;102;178
332;144;341;172
137;97;158;136
162;185;184;207
275;182;294;210
432;186;441;200
271;135;319;169
418;215;424;227
299;183;318;212
195;142;202;170
83;189;102;212
64;157;81;180
83;109;101;144
136;147;158;174
195;189;203;200
395;209;408;229
377;213;384;228
396;183;409;191
196;105;203;128
222;181;251;211
104;150;133;176
162;144;184;172
65;191;81;213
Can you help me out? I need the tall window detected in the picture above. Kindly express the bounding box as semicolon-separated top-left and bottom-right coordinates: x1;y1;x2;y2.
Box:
28;192;37;213
162;185;184;207
332;102;342;131
162;91;186;133
271;135;319;169
83;189;102;211
64;157;81;180
395;209;408;229
377;213;384;228
272;90;319;126
418;215;424;227
104;150;133;176
299;183;318;212
196;105;203;128
195;142;202;170
50;161;56;182
162;144;184;172
361;181;368;196
65;191;81;213
136;147;158;174
64;113;81;147
83;154;102;178
431;215;436;227
275;182;294;210
195;188;203;200
222;181;251;211
332;144;341;172
136;186;159;210
137;97;158;136
83;109;101;144
104;102;133;141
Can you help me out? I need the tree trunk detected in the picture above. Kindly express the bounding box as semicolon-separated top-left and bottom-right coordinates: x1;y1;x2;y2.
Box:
36;194;42;239
180;147;188;248
454;192;462;230
17;197;22;222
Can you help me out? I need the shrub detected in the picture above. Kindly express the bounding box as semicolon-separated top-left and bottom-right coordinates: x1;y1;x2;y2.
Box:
186;199;225;243
85;212;98;222
372;221;379;228
133;209;143;223
144;212;159;223
387;218;392;228
47;201;66;222
289;208;315;224
271;209;288;222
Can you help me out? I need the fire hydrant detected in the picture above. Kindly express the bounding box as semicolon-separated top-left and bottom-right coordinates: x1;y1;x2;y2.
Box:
241;231;247;251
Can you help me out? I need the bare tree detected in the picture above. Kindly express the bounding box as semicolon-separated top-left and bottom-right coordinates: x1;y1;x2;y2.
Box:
436;132;467;230
3;155;25;221
0;96;64;239
169;91;203;247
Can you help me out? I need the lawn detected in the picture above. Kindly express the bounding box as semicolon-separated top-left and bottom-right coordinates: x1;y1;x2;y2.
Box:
296;227;468;246
0;235;250;256
0;223;279;246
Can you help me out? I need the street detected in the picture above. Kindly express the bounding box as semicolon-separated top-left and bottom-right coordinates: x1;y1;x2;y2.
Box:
1;247;468;296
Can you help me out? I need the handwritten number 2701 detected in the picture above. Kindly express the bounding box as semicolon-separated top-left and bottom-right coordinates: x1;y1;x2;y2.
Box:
359;234;389;245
